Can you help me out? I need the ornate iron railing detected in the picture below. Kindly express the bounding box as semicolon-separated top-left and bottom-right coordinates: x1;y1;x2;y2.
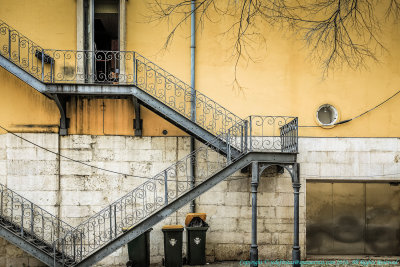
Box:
0;184;74;252
0;20;299;153
52;116;297;265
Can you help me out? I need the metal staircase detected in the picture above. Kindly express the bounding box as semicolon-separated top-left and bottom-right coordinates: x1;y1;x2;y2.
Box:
0;19;300;266
0;184;75;266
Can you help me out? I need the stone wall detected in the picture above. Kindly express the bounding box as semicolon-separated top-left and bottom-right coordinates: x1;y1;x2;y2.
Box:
0;134;399;266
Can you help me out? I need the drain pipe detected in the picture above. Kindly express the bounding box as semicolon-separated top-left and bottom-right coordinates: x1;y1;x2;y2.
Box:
189;0;196;213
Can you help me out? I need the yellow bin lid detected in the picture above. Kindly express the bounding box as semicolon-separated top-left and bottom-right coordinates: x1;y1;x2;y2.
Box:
162;224;184;230
185;213;207;226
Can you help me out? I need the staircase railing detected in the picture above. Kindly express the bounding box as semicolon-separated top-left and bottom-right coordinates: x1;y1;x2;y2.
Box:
52;116;297;265
0;184;74;251
0;19;242;139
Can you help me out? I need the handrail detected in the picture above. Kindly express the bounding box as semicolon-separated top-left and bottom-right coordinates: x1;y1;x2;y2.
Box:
0;183;74;249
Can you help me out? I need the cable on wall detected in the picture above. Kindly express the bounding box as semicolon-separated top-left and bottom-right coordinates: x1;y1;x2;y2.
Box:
299;89;400;128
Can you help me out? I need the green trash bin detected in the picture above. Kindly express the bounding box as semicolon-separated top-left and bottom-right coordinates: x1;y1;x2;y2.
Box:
125;228;152;267
185;215;209;266
162;225;184;267
186;226;209;265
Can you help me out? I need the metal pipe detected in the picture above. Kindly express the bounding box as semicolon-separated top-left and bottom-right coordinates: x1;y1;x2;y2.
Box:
189;0;196;213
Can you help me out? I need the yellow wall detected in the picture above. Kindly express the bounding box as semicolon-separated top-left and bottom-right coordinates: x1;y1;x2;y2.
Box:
1;1;400;137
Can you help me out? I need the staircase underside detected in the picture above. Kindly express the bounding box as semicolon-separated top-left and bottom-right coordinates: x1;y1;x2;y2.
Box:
0;216;70;267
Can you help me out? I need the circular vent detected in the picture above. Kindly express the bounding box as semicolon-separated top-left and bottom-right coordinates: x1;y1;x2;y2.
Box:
316;104;338;126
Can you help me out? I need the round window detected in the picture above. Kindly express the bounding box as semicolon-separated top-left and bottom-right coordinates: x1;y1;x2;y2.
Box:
316;104;338;126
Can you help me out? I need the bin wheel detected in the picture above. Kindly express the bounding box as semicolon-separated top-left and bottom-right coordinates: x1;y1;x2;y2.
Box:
126;260;133;267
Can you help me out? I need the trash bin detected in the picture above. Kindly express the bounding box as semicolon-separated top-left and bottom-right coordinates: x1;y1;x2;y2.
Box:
185;213;209;265
162;225;184;267
124;227;152;267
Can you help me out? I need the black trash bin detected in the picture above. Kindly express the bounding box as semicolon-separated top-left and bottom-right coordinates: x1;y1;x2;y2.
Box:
162;225;184;267
124;227;152;267
185;214;209;265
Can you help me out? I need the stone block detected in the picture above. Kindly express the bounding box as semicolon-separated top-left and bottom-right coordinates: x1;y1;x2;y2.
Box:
276;206;294;219
224;192;250;206
6;147;36;160
36;148;58;161
60;162;92;175
0;161;6;176
60;149;92;162
208;217;237;232
198;191;225;205
258;207;276;218
20;133;59;149
214;244;249;261
61;191;108;206
15;190;58;206
61;135;93;149
7;160;58;175
126;137;152;150
7;175;58;191
93;135;126;149
215;205;240;218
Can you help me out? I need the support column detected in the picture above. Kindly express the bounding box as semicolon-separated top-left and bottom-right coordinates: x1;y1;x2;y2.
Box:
132;96;142;136
52;94;68;136
292;163;301;267
250;161;259;267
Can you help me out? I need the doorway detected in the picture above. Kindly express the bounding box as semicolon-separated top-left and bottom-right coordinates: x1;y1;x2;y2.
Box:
94;0;119;82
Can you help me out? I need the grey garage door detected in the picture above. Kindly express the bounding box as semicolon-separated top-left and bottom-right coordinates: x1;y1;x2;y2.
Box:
306;182;400;255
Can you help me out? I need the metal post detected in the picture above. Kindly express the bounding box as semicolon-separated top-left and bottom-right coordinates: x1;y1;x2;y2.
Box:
21;202;24;236
292;163;301;267
227;130;231;164
73;234;76;262
250;161;259;267
0;190;3;216
109;205;113;239
41;50;45;81
240;124;244;152
249;116;253;151
164;170;168;205
8;29;11;60
133;52;137;85
30;203;34;234
114;205;117;237
244;120;248;153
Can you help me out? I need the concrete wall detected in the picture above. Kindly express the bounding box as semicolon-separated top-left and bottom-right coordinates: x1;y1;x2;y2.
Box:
0;134;399;266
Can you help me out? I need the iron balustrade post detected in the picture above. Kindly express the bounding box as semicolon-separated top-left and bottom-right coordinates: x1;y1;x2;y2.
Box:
0;190;3;217
164;170;168;205
80;231;83;262
62;239;65;265
41;50;44;82
133;52;137;85
11;198;13;223
244;120;248;153
30;203;34;234
250;161;259;267
8;29;11;60
73;234;76;262
109;205;113;240
240;124;244;152
249;116;253;151
227;130;231;164
53;241;56;267
21;201;24;236
114;205;117;238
